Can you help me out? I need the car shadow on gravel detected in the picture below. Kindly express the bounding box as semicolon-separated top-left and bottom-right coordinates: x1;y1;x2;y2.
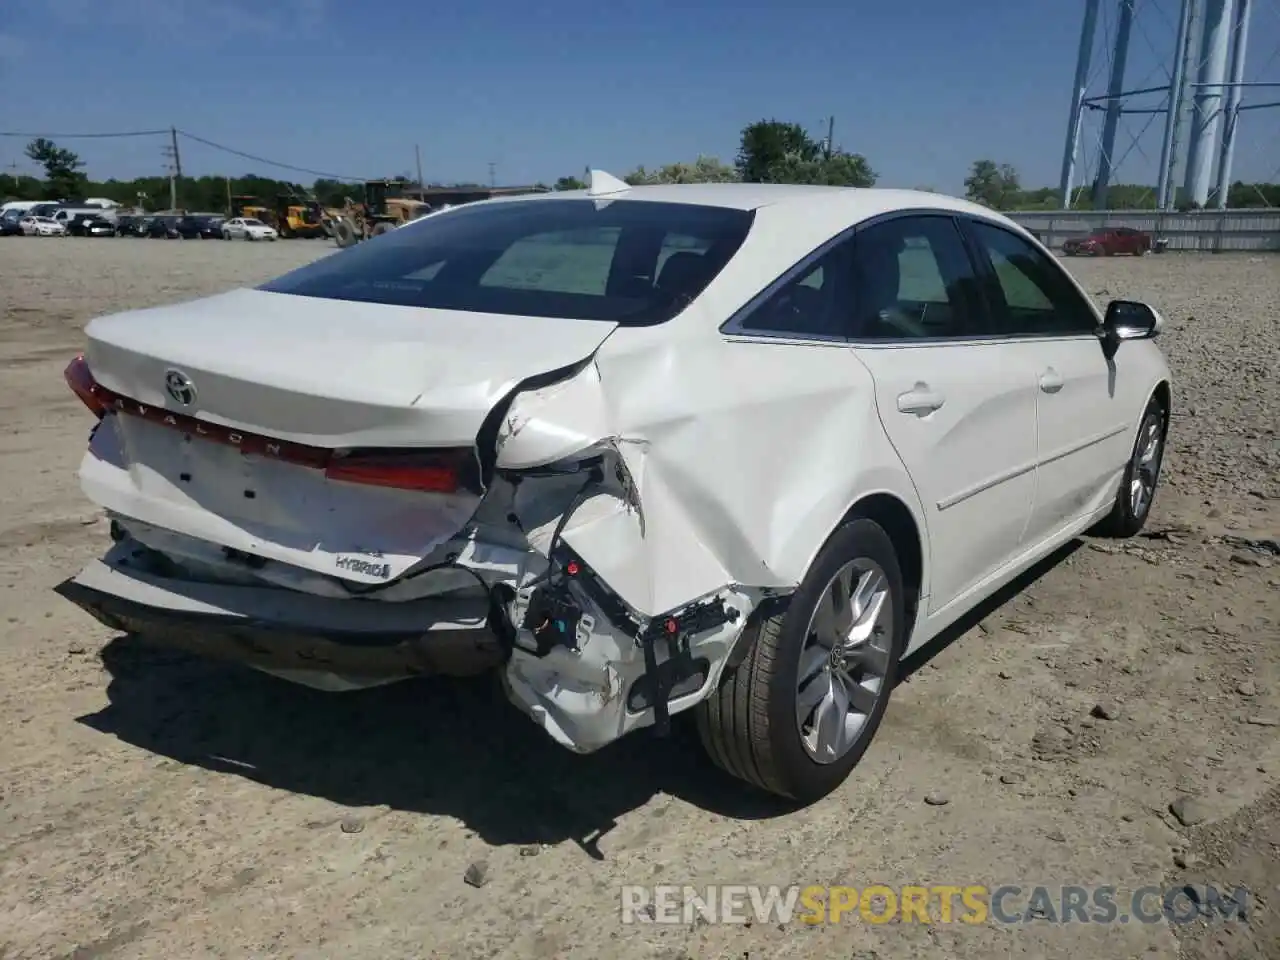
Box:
79;641;787;851
77;539;1082;851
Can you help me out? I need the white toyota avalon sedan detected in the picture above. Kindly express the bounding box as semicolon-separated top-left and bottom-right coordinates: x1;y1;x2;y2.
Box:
57;172;1172;803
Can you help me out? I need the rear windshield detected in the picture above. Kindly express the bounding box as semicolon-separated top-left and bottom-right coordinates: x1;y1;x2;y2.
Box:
258;198;755;325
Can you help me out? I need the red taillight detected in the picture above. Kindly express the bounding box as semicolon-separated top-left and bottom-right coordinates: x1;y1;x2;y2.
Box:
324;450;476;494
59;358;477;495
64;354;108;418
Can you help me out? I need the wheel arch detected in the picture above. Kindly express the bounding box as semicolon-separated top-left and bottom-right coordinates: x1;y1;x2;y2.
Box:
726;479;929;671
777;474;928;636
1151;378;1172;422
840;491;926;641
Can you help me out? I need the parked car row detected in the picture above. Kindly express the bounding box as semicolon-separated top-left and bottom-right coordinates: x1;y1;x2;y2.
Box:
1;209;280;241
110;214;241;240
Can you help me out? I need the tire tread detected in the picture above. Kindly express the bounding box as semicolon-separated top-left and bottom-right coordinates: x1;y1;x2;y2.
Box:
697;614;789;796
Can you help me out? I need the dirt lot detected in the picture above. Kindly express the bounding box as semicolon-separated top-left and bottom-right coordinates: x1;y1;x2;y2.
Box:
0;237;1276;960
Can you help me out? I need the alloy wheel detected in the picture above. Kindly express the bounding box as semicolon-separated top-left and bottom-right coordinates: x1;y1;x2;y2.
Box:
794;559;894;764
1130;413;1163;518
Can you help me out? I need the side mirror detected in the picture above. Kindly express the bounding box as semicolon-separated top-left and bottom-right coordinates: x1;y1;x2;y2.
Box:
1099;299;1164;344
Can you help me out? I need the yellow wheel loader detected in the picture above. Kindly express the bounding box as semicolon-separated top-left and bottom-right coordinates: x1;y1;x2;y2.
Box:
329;180;429;248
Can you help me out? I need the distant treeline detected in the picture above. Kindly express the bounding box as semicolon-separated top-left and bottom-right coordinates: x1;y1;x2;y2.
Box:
4;171;1276;214
1007;182;1280;211
4;126;1278;213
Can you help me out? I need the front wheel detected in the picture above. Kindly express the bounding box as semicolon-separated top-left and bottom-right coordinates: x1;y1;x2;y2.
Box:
695;518;906;804
1092;395;1167;538
332;220;358;247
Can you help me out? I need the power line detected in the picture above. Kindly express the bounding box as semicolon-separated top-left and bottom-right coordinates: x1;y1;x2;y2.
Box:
0;129;168;139
0;126;371;182
175;130;367;181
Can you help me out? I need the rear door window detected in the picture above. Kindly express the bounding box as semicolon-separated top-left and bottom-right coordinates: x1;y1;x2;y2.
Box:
848;215;988;339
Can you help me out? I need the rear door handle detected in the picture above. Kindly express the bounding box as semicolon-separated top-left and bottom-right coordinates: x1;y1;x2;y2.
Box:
897;384;945;416
1039;368;1064;393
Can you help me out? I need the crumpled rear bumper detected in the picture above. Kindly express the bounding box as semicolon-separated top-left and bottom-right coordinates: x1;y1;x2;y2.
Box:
56;542;503;691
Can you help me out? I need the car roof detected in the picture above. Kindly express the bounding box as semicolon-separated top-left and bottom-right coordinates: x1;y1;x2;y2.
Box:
482;181;1023;232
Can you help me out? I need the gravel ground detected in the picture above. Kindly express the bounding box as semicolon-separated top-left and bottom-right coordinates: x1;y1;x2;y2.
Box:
0;236;1277;960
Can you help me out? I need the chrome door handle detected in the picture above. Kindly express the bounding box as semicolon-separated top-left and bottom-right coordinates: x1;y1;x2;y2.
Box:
897;384;945;416
1039;368;1064;393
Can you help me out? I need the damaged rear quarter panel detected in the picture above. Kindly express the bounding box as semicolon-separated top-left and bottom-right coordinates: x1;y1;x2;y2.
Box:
493;306;928;620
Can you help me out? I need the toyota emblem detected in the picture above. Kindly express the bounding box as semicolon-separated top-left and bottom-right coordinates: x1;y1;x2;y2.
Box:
164;369;196;406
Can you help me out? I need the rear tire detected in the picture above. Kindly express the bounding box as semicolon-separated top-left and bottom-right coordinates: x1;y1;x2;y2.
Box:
695;518;906;804
1093;395;1167;538
371;221;395;237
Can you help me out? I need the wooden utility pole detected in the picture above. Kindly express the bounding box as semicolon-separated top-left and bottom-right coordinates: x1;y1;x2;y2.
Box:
415;144;424;193
163;127;184;210
824;116;835;160
171;128;183;180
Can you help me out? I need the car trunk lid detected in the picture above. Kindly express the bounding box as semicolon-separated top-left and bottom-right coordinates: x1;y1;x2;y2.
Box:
77;287;617;583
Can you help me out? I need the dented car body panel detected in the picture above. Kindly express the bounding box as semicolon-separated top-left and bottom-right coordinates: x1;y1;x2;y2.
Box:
494;325;927;616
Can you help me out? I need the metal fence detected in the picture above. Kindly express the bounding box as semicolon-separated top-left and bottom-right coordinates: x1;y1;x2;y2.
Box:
1004;209;1280;253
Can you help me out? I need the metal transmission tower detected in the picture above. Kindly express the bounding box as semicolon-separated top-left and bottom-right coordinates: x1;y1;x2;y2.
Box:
1059;0;1277;211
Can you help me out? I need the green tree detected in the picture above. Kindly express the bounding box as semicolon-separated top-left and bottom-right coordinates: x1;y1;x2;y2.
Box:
623;156;739;185
554;175;586;191
963;159;1021;209
736;120;820;183
1226;180;1280;208
311;178;355;207
0;172;43;201
735;119;876;187
24;137;87;200
767;151;877;187
1013;186;1060;210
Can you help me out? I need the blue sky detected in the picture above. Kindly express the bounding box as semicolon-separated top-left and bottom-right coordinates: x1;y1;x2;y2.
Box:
2;0;1277;192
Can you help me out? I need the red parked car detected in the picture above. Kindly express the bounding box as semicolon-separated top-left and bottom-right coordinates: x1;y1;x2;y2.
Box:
1063;227;1152;256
